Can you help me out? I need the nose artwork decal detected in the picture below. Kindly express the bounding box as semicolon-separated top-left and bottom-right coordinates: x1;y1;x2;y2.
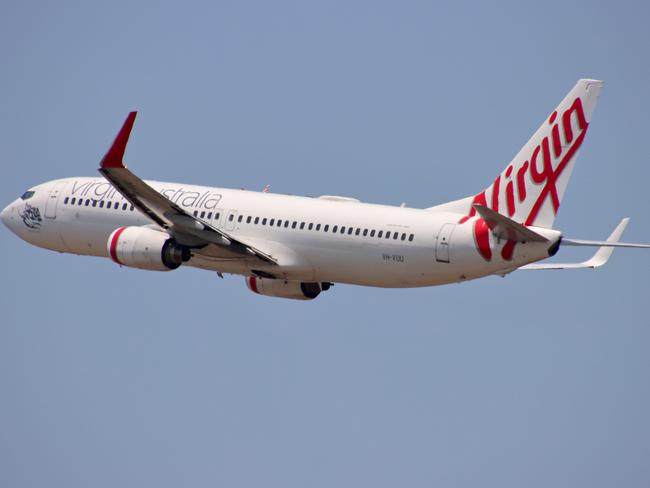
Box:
20;204;42;230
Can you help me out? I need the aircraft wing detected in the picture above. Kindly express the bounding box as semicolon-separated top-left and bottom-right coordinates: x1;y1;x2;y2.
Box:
519;218;644;270
97;112;276;264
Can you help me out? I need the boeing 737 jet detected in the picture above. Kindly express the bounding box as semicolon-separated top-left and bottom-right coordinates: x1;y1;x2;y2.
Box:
2;79;649;299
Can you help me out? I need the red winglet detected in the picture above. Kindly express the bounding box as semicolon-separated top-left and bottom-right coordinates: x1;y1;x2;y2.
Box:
100;111;137;169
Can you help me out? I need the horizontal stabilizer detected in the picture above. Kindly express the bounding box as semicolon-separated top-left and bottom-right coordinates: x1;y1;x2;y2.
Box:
472;204;548;243
561;238;650;249
520;218;642;270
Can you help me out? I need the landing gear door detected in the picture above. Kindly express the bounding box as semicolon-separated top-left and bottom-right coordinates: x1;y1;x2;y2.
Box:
435;223;456;263
44;181;68;219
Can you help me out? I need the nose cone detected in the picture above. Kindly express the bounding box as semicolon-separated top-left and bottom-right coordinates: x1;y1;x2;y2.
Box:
1;203;12;228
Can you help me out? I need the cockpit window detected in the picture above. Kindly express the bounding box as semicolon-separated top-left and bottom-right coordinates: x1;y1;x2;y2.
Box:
20;191;35;200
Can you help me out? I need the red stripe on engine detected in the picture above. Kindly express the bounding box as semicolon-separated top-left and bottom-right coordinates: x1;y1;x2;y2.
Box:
248;276;259;294
109;227;127;265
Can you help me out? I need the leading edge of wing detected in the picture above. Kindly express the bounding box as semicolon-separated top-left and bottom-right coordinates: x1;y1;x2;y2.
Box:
98;112;277;265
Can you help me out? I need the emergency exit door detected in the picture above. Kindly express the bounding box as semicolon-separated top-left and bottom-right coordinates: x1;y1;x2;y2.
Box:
435;223;456;263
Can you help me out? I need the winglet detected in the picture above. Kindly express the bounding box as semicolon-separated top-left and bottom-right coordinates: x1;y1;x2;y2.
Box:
100;111;137;169
578;218;629;268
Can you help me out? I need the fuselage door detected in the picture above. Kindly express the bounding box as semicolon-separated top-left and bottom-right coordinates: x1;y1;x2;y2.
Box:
44;181;68;219
225;210;238;231
435;223;456;263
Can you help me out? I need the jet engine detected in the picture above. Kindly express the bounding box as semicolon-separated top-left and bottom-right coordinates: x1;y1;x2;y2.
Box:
107;226;190;271
246;276;331;300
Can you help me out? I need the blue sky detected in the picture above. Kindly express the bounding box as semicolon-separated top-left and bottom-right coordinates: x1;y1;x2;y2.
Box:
1;1;649;487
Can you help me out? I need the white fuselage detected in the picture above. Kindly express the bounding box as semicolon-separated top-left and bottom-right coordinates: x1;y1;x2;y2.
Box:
2;177;558;287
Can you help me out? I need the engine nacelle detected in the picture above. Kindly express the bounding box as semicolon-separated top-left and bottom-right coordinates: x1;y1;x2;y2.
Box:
246;276;330;300
107;226;190;271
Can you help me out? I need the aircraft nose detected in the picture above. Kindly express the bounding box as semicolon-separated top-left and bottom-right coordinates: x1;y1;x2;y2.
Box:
1;202;14;228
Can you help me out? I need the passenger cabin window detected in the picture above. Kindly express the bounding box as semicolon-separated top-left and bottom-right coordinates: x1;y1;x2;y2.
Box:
277;220;282;227
284;221;289;228
247;216;252;224
262;218;267;225
64;197;69;204
370;230;375;237
99;201;104;208
378;231;383;238
114;202;119;209
254;217;259;224
130;205;134;211
92;200;97;207
270;218;275;226
348;228;353;235
332;226;338;233
237;215;242;222
401;233;406;241
393;233;398;240
316;224;321;231
324;225;329;232
201;211;206;218
230;214;235;222
363;229;368;236
122;203;127;210
409;234;414;242
385;232;390;239
300;222;305;230
292;221;297;229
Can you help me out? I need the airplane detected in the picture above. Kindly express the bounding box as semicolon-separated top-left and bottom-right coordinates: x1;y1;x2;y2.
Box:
2;79;649;300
